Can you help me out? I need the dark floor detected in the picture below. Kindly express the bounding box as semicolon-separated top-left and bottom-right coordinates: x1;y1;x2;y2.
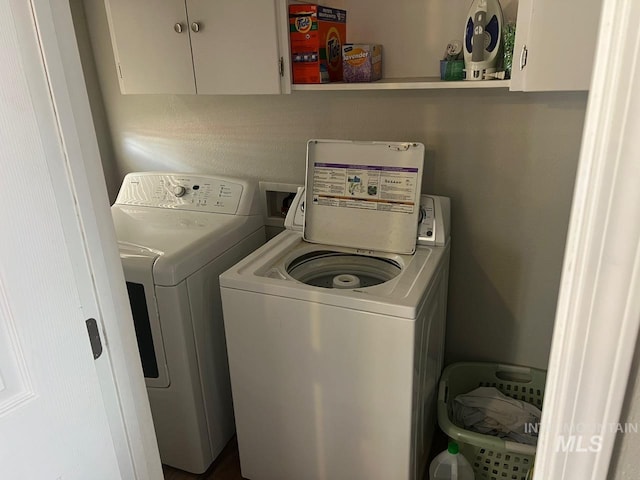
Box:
163;430;448;480
162;437;243;480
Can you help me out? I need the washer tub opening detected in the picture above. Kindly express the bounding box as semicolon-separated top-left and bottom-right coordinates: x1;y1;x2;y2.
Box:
286;251;401;289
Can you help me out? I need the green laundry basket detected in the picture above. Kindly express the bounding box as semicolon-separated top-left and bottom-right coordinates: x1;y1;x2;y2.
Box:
437;362;546;480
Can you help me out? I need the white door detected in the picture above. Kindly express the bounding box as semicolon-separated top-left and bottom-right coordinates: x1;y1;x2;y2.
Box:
0;173;122;479
0;0;162;478
0;8;119;480
510;0;602;91
532;0;640;477
104;0;196;94
187;0;282;94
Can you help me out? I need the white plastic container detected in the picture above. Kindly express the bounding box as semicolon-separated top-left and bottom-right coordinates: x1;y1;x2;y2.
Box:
429;442;475;480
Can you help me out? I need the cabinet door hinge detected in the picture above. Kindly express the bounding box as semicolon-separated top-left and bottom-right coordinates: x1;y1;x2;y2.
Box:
279;57;284;77
86;318;103;360
519;45;528;70
117;63;123;79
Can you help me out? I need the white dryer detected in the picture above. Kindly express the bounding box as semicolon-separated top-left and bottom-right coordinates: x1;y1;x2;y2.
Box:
220;140;451;480
111;172;265;473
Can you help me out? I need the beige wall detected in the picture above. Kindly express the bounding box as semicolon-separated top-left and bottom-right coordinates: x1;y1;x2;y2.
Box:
75;0;588;370
69;0;119;200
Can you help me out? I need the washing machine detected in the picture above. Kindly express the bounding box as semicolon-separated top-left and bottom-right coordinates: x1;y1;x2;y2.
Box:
220;140;451;480
111;172;265;473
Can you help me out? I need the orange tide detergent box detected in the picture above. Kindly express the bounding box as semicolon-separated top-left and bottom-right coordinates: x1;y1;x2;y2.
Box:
289;4;347;83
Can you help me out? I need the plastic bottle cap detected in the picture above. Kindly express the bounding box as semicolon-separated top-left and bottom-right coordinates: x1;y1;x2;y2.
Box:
448;442;459;455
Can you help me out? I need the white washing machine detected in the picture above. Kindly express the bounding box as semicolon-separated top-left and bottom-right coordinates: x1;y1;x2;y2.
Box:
220;140;451;480
111;172;265;473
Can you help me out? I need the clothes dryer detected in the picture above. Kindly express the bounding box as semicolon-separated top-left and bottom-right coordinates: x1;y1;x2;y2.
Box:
220;140;451;480
111;172;265;473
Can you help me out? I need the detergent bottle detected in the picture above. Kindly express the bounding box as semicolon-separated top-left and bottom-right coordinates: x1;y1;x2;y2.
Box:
429;442;475;480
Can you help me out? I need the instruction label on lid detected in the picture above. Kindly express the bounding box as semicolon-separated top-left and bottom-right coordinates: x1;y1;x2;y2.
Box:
312;162;419;213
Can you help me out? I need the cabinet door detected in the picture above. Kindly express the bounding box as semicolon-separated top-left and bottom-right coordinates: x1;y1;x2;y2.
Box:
186;0;282;94
104;0;196;94
510;0;603;91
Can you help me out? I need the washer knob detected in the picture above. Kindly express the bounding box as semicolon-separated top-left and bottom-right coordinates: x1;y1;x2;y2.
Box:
173;186;187;197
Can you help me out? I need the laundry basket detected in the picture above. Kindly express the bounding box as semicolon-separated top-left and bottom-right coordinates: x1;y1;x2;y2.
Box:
437;362;546;480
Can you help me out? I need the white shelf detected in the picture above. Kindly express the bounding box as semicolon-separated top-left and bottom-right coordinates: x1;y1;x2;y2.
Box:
291;77;511;91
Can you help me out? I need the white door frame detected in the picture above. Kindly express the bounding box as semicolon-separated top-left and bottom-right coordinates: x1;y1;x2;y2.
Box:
11;1;163;478
533;0;640;478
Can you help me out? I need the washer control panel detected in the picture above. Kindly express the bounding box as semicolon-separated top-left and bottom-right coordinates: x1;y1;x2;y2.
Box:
115;173;244;214
286;189;451;247
417;194;450;247
418;196;436;240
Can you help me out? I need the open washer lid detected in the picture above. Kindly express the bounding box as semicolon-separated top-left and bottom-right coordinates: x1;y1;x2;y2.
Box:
303;140;424;254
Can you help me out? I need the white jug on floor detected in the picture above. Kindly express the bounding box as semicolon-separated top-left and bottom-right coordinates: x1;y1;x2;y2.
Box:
429;442;475;480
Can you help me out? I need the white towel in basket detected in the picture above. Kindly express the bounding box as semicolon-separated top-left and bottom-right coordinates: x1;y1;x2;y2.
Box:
453;387;541;445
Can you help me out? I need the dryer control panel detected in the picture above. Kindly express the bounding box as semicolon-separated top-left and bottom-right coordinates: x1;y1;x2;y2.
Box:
115;173;247;214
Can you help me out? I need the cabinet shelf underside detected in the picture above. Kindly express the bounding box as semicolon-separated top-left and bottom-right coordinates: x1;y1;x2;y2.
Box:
291;77;511;91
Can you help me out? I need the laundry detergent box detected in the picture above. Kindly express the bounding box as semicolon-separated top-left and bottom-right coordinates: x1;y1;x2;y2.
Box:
289;4;347;83
342;44;382;82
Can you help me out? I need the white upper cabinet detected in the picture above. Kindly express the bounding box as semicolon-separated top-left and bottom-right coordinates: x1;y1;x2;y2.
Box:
104;0;283;94
509;0;603;91
186;0;282;95
103;0;602;94
105;0;195;94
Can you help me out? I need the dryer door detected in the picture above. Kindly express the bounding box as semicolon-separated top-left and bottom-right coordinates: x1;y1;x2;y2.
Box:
119;242;170;388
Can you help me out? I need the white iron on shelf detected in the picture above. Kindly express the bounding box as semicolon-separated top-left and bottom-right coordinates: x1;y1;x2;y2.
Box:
463;0;504;80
